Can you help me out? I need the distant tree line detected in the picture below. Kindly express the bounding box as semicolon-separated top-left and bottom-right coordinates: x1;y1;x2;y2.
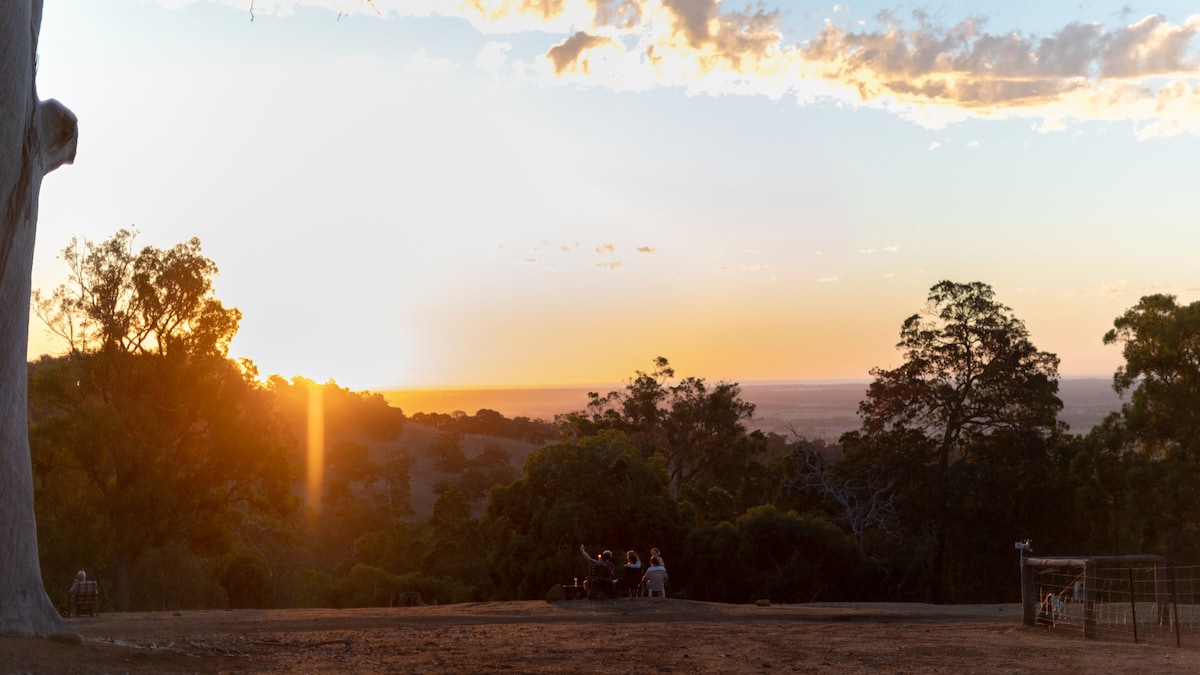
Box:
408;409;556;444
26;230;1200;610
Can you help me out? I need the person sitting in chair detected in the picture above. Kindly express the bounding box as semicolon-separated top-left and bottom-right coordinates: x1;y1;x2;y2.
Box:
68;570;97;617
642;556;668;598
68;571;86;603
579;545;616;598
618;550;642;597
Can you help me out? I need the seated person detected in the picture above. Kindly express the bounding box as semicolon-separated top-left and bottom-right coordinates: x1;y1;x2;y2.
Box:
579;545;616;598
68;571;86;603
68;570;97;617
618;550;642;596
642;556;668;598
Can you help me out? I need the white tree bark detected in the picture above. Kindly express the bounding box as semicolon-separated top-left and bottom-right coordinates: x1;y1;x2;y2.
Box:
0;0;79;637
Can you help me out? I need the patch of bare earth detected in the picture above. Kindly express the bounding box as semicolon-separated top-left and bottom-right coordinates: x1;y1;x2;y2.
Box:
2;600;1197;673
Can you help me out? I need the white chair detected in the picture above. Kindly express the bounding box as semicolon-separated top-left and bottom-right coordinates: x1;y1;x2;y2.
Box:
643;568;667;598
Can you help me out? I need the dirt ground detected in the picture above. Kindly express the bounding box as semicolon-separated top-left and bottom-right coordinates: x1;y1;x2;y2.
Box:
2;599;1199;673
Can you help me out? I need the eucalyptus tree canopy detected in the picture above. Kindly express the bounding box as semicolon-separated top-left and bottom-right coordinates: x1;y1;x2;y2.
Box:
850;280;1061;602
29;231;295;611
1099;293;1200;557
1104;294;1200;461
0;0;78;637
557;357;763;500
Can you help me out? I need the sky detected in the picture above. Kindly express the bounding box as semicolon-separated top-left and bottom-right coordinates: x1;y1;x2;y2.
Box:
28;0;1200;391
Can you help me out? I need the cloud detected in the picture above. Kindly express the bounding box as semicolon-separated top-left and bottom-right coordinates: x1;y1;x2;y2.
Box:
595;244;615;254
404;48;459;76
720;263;771;272
210;1;1200;137
548;31;616;74
928;141;942;151
476;41;512;72
818;274;840;283
636;246;655;253
1070;279;1130;298
595;261;623;270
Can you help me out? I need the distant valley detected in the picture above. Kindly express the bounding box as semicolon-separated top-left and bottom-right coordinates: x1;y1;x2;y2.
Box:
383;377;1124;442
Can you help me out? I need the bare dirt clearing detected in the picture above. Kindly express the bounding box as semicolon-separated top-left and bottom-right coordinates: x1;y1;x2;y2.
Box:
2;600;1196;673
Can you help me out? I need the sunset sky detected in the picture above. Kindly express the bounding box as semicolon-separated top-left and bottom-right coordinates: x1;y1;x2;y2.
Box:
29;0;1200;391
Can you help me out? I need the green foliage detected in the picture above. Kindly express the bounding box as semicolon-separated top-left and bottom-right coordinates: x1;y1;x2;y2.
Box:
680;506;865;603
483;430;685;599
846;281;1062;601
557;357;766;503
351;519;425;576
424;485;485;595
409;409;557;444
288;568;335;608
940;429;1080;602
430;431;468;473
129;543;227;611
29;230;297;610
329;564;396;608
325;565;470;607
216;544;273;609
269;376;406;446
454;443;519;503
32;228;240;357
1104;294;1200;461
1092;294;1200;559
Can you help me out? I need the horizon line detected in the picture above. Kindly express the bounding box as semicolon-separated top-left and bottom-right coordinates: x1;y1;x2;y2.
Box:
375;374;1116;394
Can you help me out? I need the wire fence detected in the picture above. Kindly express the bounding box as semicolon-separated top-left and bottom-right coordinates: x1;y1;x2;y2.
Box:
1028;563;1200;646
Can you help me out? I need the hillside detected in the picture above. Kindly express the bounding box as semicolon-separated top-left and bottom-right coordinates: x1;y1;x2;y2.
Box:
358;424;542;519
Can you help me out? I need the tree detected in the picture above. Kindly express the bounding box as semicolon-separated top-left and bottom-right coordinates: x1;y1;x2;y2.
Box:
1099;294;1200;558
850;281;1061;602
1104;294;1200;461
33;229;239;357
482;430;683;599
558;357;764;501
785;434;898;552
29;231;296;610
0;0;79;637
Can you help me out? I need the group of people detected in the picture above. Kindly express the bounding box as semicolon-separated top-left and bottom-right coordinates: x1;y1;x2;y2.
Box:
578;545;668;598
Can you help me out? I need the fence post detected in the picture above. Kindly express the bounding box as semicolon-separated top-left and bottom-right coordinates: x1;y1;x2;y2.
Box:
1083;560;1097;639
1021;557;1037;627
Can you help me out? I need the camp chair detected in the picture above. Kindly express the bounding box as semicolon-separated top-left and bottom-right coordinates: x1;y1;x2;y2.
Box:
643;568;667;599
69;581;98;617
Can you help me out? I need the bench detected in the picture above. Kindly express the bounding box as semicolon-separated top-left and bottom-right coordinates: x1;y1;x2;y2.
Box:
70;580;98;617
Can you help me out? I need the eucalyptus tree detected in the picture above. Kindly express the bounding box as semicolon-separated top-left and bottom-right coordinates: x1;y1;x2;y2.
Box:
29;230;295;611
849;281;1062;602
1100;294;1200;558
1104;294;1200;461
557;357;762;501
0;0;79;637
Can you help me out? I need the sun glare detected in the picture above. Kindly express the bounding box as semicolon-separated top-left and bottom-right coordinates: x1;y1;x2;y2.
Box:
306;385;324;516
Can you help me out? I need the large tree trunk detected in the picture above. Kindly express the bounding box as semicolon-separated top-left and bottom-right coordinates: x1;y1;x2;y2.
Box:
0;0;79;637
